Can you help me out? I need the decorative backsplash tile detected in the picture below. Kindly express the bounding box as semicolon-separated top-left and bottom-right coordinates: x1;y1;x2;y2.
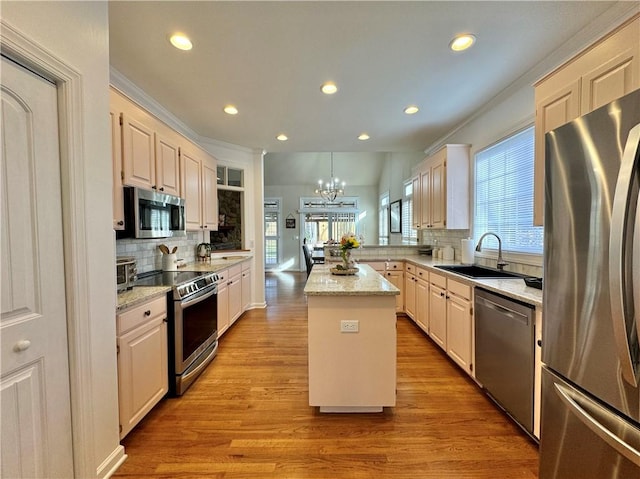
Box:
116;232;201;274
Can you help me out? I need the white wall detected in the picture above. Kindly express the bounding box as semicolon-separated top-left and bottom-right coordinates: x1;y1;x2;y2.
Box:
1;2;123;478
264;184;378;271
377;152;425;245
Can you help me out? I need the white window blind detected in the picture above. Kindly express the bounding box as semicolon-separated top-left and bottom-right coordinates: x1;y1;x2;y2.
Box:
474;126;543;254
402;181;417;244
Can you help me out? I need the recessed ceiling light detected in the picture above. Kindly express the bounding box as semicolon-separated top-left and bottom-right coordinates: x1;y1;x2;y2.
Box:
404;105;419;115
223;105;238;115
358;133;370;141
449;34;476;52
276;134;288;141
169;33;193;51
321;82;338;95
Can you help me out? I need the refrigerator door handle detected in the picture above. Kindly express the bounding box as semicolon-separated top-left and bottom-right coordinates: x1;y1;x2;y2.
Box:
554;382;640;467
609;122;640;387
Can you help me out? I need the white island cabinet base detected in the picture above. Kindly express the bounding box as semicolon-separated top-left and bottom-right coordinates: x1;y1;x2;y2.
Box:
305;264;398;412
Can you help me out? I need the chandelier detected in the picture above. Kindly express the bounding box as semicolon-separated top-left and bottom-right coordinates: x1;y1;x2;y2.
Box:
315;152;345;202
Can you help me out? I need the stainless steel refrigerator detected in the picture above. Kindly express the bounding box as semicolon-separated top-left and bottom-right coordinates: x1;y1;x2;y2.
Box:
540;88;640;478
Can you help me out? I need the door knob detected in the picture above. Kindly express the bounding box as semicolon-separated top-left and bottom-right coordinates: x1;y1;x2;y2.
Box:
14;339;31;352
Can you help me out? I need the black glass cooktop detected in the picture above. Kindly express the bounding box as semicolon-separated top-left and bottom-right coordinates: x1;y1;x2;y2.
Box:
135;270;205;287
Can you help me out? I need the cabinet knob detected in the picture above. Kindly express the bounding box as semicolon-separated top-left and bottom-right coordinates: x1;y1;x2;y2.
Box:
440;292;445;297
159;187;164;191
14;339;31;352
152;185;157;189
117;220;124;226
144;310;151;317
537;339;542;347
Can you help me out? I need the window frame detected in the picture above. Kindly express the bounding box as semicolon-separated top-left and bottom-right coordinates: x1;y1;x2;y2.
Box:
472;123;543;267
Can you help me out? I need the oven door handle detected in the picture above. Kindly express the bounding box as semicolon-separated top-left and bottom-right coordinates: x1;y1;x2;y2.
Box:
180;285;217;308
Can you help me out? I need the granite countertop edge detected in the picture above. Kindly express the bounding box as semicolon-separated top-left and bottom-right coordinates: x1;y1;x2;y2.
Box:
116;256;253;312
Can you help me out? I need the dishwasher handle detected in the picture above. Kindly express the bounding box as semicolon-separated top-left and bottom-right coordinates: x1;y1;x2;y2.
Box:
475;295;530;325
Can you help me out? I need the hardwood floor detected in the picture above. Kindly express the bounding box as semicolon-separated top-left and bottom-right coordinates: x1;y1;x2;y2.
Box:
114;271;539;478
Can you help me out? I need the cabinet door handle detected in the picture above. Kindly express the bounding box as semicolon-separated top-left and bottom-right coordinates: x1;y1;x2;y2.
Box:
144;310;151;317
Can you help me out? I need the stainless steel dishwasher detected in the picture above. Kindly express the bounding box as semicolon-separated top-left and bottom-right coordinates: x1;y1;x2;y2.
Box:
474;288;535;437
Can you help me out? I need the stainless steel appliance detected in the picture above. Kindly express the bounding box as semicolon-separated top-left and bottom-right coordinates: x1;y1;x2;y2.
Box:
118;186;186;239
136;270;219;396
116;256;137;292
474;288;535;436
540;89;640;478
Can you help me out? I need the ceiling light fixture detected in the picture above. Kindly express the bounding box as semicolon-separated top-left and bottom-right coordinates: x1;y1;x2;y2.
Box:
358;133;370;141
321;82;338;95
276;134;288;141
223;105;238;115
315;152;345;202
169;33;193;51
404;105;419;115
449;34;476;52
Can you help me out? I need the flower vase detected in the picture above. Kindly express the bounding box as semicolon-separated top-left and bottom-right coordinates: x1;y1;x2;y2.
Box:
340;249;351;270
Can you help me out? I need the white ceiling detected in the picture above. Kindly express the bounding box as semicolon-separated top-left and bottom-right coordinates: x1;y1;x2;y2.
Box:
108;1;622;185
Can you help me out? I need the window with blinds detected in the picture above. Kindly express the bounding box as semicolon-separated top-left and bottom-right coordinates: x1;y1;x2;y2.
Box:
379;192;389;245
264;198;281;266
402;181;417;244
474;126;543;254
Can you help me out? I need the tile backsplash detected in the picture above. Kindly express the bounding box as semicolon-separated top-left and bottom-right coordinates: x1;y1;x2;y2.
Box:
116;232;201;274
420;229;543;277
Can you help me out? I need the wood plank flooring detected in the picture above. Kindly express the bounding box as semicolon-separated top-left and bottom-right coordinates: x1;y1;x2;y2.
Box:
114;271;539;478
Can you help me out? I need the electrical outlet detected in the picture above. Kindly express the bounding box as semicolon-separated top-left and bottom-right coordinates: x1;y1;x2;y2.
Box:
340;320;359;333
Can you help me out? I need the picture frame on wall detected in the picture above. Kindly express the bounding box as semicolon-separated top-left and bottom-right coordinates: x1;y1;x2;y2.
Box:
390;199;401;233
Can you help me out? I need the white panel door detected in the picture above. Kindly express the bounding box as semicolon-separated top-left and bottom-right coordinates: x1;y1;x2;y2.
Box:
1;57;73;478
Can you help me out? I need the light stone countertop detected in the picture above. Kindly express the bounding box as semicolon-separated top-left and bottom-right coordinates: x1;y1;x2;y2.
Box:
116;256;253;312
304;263;400;296
116;286;171;313
374;254;543;307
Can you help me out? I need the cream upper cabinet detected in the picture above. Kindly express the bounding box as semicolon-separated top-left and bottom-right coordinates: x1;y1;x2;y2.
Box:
181;143;218;231
154;129;181;197
412;144;470;230
411;175;421;229
111;88;182;196
110;102;125;230
533;14;640;225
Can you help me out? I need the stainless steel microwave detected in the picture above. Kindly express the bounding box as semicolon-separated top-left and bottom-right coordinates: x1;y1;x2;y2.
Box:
117;186;186;239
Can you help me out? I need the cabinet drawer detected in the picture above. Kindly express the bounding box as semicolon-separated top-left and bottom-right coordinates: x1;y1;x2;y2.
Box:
385;261;403;271
405;263;415;274
117;295;167;335
241;260;251;271
448;279;471;300
430;271;447;289
228;264;242;278
217;268;228;283
416;267;428;280
362;261;385;272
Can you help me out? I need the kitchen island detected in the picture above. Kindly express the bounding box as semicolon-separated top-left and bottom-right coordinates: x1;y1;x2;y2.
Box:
304;263;399;412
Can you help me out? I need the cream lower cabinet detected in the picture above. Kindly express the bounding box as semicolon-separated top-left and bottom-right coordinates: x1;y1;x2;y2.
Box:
533;14;640;225
428;272;474;376
228;265;242;326
415;274;429;334
241;261;252;311
117;295;168;439
217;269;230;337
428;273;447;350
404;263;417;320
445;279;473;375
217;264;243;336
384;261;404;313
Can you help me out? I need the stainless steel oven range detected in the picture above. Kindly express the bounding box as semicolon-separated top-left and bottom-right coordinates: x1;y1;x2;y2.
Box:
136;270;219;396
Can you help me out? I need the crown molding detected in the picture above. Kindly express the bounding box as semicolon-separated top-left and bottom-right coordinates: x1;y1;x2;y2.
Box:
424;2;640;155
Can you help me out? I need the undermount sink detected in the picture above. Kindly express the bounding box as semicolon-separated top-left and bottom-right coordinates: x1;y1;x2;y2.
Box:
434;264;524;279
